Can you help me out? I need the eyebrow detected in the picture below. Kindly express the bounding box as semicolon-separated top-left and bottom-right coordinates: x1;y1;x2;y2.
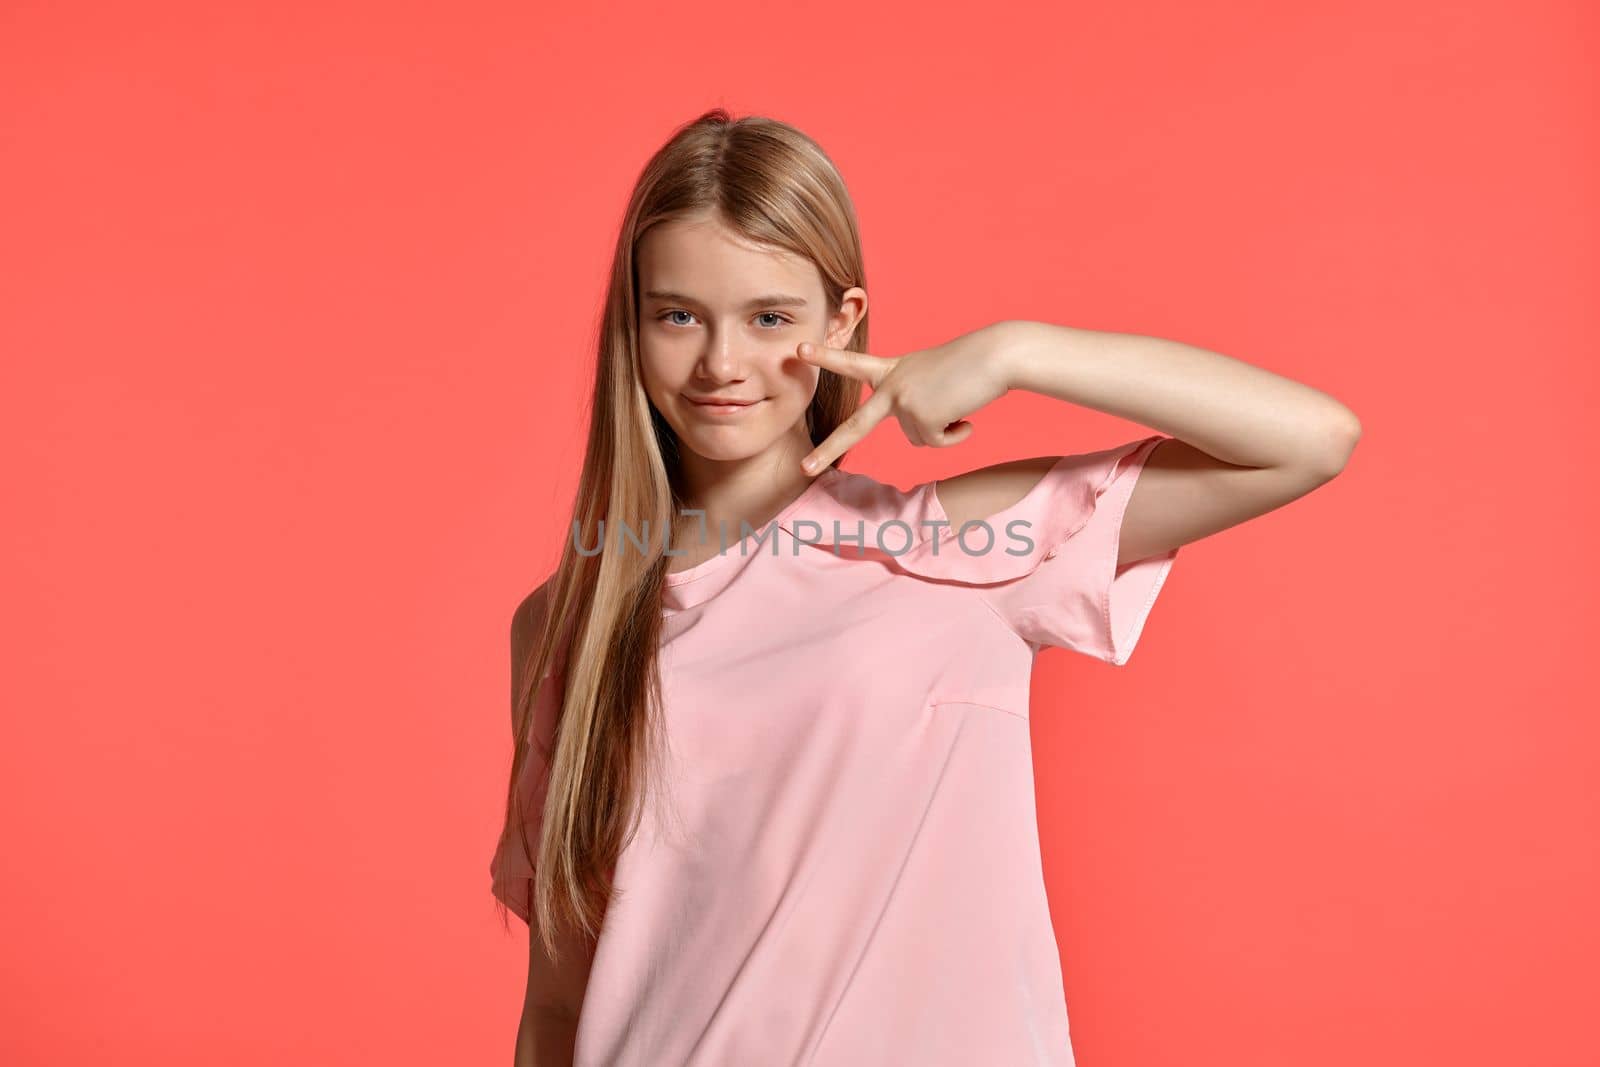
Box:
642;289;810;311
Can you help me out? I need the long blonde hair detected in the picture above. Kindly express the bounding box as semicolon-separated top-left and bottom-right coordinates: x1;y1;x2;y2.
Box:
494;108;871;963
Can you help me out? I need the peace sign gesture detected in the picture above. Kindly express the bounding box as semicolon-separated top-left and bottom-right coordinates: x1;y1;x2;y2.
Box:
797;324;1016;474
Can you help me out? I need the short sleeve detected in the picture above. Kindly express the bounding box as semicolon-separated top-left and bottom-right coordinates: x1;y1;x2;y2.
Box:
489;588;564;925
974;434;1178;664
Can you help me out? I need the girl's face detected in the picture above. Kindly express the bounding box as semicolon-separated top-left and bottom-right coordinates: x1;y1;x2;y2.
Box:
636;212;864;468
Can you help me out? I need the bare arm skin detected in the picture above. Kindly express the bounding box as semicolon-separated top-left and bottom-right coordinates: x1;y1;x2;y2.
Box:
798;320;1361;569
514;1002;578;1067
946;321;1362;566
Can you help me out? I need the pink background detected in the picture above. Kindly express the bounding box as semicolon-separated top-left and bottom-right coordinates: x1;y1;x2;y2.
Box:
3;1;1595;1063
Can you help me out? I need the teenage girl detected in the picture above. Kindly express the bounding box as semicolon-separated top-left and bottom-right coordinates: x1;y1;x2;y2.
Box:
490;108;1360;1067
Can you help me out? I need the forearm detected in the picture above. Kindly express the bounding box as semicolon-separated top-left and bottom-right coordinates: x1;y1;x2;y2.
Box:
989;319;1361;472
514;1007;578;1067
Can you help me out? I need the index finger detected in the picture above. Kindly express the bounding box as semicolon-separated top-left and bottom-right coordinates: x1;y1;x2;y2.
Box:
797;343;892;388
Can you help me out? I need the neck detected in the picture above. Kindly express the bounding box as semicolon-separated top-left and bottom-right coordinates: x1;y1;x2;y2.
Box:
671;435;817;559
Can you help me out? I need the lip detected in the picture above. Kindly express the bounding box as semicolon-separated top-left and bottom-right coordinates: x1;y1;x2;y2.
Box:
685;395;766;416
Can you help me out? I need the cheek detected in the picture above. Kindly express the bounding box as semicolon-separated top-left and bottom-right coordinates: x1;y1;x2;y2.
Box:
636;342;686;400
772;359;821;408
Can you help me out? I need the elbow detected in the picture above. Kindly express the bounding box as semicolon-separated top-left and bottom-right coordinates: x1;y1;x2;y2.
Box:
1332;410;1363;470
1306;407;1362;479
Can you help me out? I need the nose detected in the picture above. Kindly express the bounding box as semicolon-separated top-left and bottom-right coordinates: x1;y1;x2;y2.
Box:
695;330;748;383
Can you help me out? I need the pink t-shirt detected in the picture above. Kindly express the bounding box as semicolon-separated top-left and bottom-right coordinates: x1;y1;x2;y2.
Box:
492;434;1179;1065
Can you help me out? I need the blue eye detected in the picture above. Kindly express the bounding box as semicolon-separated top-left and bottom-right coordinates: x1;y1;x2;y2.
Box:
657;310;792;329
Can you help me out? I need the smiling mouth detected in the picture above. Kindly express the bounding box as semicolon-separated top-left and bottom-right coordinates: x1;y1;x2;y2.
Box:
685;395;766;414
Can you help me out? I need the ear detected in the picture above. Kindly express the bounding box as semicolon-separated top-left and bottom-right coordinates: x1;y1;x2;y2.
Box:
826;286;868;348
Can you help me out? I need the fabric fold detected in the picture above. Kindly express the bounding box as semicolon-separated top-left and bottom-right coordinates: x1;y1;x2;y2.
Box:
776;434;1167;589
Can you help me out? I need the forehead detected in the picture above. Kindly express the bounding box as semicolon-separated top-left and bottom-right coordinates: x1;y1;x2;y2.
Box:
637;215;820;303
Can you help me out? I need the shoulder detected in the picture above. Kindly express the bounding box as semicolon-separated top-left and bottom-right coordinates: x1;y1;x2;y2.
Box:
512;579;552;649
823;464;916;507
508;578;562;735
925;437;1177;533
820;459;1061;534
511;576;563;687
927;457;1062;534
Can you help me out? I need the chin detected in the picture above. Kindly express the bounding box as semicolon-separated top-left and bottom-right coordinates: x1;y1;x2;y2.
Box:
674;430;773;463
659;395;807;464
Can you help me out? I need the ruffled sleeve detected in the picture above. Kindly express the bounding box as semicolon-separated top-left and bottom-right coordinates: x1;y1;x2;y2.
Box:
489;589;564;925
918;434;1179;665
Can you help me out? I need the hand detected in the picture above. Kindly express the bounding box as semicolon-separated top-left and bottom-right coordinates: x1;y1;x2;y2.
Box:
796;324;1016;473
